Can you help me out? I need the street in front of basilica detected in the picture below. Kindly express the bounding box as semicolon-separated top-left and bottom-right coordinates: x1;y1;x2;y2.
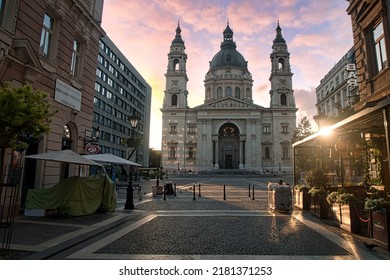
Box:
3;175;389;260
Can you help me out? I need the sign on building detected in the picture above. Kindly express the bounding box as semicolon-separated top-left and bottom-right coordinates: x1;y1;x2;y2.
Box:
54;79;82;111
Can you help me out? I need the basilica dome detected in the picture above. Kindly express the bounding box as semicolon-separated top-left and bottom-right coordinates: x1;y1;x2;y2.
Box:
209;24;248;69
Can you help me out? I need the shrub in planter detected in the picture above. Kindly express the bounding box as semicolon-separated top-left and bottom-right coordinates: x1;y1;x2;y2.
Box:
365;193;390;250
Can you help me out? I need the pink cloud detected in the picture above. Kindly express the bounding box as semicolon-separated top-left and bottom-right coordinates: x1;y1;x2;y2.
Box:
101;0;353;149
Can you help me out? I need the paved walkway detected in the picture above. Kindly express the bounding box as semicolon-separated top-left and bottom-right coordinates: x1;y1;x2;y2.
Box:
2;177;390;260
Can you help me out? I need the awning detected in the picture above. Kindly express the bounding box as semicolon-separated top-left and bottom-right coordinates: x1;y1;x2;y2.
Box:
83;153;141;166
25;149;102;166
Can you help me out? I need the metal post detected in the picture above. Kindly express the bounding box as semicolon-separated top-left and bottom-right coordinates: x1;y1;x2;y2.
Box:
248;184;251;197
193;184;196;200
252;184;255;200
199;183;201;197
174;183;177;197
223;184;226;200
124;171;134;209
163;183;166;200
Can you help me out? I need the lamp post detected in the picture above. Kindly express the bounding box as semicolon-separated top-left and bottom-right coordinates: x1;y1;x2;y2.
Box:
124;114;140;210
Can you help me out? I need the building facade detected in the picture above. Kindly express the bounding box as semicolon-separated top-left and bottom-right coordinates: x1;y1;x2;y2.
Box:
94;36;151;168
0;0;104;190
314;47;358;127
293;0;390;188
161;23;297;173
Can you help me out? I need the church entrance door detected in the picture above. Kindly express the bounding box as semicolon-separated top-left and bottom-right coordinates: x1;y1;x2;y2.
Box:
218;123;240;169
225;155;233;169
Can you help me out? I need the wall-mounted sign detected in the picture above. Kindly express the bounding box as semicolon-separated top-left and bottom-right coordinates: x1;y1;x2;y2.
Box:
84;144;101;155
346;63;357;87
54;79;82;111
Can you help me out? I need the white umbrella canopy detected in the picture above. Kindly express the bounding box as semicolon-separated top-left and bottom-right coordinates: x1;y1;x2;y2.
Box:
25;149;102;166
83;153;141;166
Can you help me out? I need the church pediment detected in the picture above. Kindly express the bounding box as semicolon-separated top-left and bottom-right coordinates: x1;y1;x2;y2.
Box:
195;97;263;111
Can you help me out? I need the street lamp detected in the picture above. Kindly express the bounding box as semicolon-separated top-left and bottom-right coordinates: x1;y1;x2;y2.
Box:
124;114;140;210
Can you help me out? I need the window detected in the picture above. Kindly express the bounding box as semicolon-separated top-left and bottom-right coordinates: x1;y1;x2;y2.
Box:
265;147;270;159
283;146;289;158
225;86;232;96
169;146;176;159
372;21;388;73
170;124;177;134
217;87;222;98
0;0;5;25
278;58;284;69
171;94;178;106
0;0;18;32
173;59;180;71
235;87;240;98
281;94;287;105
70;39;81;76
40;13;54;57
263;125;270;134
188;147;194;159
282;124;289;134
95;82;101;93
188;125;196;134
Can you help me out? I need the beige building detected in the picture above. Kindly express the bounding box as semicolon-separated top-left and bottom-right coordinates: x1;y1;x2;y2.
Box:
0;0;105;196
161;22;297;173
314;47;359;127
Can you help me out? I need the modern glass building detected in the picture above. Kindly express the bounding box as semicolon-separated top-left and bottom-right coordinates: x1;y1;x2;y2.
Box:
94;35;151;167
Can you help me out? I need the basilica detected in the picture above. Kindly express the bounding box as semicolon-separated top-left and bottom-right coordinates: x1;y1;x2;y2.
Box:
161;22;297;173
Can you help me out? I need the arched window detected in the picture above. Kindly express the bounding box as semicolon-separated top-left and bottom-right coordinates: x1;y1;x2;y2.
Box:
265;147;270;159
173;59;180;71
235;87;240;98
225;86;232;96
278;58;284;69
171;94;178;106
188;147;194;159
281;94;287;105
169;146;176;159
217;87;222;98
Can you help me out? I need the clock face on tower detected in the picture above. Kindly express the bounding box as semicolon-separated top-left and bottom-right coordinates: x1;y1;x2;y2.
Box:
171;79;179;87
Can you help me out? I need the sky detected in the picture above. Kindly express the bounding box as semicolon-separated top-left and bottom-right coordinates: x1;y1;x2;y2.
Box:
101;0;353;150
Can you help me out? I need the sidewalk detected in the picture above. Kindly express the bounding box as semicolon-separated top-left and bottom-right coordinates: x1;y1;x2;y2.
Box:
0;179;156;260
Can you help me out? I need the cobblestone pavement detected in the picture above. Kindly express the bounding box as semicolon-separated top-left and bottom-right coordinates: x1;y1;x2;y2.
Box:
65;178;390;260
3;177;390;260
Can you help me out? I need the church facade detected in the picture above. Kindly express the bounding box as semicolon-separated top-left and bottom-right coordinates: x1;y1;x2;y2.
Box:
161;22;297;173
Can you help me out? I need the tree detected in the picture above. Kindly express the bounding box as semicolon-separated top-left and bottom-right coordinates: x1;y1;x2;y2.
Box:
149;148;161;168
0;83;55;184
292;116;313;143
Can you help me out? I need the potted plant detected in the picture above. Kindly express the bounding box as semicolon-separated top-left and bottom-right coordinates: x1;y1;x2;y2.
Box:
305;168;330;219
365;192;390;251
152;168;165;196
294;184;311;210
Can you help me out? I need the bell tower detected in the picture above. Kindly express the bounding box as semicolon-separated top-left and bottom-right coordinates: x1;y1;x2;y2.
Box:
163;21;189;109
269;22;295;108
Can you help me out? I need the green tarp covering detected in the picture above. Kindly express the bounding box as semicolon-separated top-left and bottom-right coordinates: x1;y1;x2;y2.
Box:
25;174;116;216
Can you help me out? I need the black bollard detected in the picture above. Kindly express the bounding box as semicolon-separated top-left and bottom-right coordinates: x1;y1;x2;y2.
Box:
193;184;196;200
163;184;166;200
252;184;255;200
248;184;251;197
174;183;177;196
223;184;226;200
199;183;201;197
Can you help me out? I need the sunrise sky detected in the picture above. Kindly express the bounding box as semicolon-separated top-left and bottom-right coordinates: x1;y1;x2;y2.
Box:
101;0;353;150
